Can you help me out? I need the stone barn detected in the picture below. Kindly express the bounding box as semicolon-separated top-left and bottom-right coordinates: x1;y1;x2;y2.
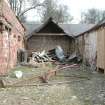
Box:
25;18;92;57
0;0;25;75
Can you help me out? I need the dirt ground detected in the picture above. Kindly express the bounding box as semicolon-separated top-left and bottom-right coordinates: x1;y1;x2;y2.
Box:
0;64;105;105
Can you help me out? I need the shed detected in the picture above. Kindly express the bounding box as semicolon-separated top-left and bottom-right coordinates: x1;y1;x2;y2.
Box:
26;18;75;56
25;18;93;57
76;20;105;72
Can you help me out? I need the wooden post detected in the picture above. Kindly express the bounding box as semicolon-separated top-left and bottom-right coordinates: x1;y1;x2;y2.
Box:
104;27;105;74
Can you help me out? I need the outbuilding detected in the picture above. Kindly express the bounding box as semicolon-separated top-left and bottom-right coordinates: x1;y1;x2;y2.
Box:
26;18;93;58
76;20;105;72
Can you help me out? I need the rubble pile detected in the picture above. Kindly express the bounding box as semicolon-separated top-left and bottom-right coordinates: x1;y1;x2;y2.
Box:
31;50;51;63
29;46;82;64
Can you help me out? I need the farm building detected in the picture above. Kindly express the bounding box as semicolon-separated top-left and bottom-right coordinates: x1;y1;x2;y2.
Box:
25;18;93;57
0;0;25;75
76;20;105;72
75;29;97;69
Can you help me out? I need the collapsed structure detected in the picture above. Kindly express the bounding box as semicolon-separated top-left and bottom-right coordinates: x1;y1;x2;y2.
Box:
0;0;25;75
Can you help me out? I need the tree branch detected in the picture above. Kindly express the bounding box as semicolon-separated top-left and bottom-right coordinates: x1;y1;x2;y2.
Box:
19;3;45;17
17;0;23;16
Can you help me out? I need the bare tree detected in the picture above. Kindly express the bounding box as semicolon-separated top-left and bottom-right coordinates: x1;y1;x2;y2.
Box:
41;0;73;23
9;0;24;16
80;8;105;24
9;0;73;23
9;0;44;22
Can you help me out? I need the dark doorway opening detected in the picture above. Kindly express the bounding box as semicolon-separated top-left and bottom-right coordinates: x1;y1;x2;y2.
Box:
17;49;27;63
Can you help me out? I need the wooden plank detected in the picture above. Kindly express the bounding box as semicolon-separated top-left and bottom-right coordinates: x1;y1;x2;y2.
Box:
104;27;105;73
32;33;67;36
97;27;105;73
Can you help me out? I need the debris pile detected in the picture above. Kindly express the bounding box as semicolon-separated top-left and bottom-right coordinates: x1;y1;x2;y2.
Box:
29;46;65;63
31;50;51;63
48;46;65;61
67;52;82;63
29;46;82;64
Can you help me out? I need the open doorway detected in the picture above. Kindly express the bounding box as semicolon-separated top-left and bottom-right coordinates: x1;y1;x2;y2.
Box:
17;49;27;63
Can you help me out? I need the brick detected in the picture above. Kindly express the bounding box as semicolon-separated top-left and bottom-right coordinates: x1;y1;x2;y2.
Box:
0;0;25;74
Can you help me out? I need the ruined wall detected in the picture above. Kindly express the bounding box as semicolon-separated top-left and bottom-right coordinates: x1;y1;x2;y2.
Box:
0;0;25;75
27;35;74;56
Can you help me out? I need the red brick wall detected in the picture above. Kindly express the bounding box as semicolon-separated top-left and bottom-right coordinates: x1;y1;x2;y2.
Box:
0;0;25;75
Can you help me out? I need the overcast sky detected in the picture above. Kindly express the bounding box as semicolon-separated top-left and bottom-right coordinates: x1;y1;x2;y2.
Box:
26;0;105;23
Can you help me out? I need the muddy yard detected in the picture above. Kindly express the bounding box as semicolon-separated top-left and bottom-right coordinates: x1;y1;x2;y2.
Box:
0;64;105;105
